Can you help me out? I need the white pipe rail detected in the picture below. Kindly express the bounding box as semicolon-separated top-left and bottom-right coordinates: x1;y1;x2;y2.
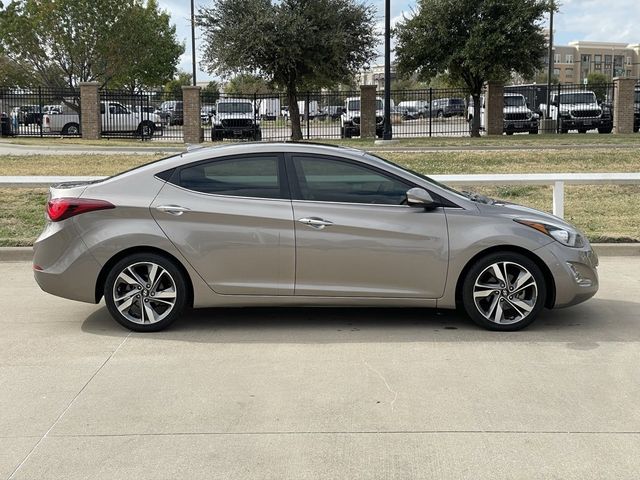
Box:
1;173;639;219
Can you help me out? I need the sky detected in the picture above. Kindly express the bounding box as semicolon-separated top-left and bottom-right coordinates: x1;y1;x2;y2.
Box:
157;0;640;83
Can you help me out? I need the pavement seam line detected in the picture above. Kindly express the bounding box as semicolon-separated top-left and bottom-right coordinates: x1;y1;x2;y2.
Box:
6;331;133;480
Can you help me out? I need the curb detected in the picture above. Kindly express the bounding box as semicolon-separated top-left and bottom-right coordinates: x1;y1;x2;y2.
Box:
1;243;637;263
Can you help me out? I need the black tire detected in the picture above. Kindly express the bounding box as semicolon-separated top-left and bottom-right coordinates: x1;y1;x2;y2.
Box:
344;126;353;138
461;252;547;331
437;110;444;119
529;129;538;135
505;131;514;136
598;127;613;134
253;130;262;141
340;126;345;139
211;128;223;141
633;126;639;133
62;123;80;136
104;252;188;332
577;129;588;134
138;122;155;138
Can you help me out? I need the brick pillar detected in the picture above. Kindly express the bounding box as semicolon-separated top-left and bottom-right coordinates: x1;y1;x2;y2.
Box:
182;85;203;144
360;85;377;139
79;82;100;140
613;77;635;134
485;82;504;136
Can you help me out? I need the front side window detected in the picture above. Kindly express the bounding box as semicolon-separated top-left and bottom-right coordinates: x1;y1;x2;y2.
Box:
292;156;409;205
176;155;283;199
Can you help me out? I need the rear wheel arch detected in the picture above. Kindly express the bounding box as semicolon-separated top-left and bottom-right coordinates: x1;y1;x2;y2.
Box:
454;245;556;310
95;246;193;307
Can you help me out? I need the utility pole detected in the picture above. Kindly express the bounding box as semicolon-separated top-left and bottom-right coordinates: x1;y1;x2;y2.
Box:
382;0;392;140
191;0;197;86
545;1;554;119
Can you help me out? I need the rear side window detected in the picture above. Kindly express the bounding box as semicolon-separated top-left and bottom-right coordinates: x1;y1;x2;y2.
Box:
292;155;409;205
175;155;284;199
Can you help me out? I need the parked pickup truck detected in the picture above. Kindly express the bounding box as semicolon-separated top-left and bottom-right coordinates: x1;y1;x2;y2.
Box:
211;98;261;141
468;93;539;134
539;90;612;134
42;101;162;136
341;96;384;138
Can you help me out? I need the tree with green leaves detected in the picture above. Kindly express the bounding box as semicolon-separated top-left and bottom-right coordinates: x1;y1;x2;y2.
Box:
197;0;377;140
0;0;183;90
163;72;192;98
395;0;551;137
224;74;273;96
201;81;221;104
586;72;610;102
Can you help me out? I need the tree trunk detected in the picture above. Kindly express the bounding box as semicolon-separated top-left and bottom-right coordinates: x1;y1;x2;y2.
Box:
471;93;482;138
287;86;302;141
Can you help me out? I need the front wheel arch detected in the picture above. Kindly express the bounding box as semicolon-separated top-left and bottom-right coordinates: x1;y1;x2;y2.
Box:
454;245;556;310
95;246;193;307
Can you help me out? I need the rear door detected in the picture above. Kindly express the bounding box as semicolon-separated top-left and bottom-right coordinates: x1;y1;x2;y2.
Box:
287;154;449;298
151;153;295;295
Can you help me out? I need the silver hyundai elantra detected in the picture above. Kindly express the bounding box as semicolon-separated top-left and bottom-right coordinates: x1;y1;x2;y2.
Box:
33;142;598;332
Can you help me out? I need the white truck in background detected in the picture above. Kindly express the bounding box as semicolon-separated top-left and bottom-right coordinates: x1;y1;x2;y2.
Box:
539;90;612;134
42;101;162;136
257;97;281;121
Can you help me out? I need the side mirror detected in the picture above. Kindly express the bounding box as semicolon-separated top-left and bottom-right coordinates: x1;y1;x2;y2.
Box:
341;107;347;114
406;188;436;208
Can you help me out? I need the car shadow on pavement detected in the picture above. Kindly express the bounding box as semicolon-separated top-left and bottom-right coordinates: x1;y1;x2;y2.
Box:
81;297;640;344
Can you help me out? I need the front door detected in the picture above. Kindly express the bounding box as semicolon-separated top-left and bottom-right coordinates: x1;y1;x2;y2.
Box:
288;154;449;298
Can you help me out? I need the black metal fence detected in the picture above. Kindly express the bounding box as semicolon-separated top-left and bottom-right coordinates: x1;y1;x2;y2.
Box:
0;87;81;137
505;82;615;134
99;89;183;141
201;91;357;142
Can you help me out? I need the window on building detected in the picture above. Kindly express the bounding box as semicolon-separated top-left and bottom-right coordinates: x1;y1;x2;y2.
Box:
604;55;612;65
565;54;574;64
554;53;561;64
566;68;574;78
553;68;561;76
594;54;602;65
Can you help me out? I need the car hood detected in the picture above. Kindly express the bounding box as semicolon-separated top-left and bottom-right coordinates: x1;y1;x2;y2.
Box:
558;103;600;111
478;200;578;232
216;112;254;119
504;106;531;113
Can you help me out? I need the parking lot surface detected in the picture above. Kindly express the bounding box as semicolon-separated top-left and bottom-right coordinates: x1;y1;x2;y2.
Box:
1;257;639;479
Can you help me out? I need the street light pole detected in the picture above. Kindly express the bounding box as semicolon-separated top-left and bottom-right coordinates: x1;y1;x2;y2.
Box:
382;0;392;140
545;1;554;119
191;0;197;86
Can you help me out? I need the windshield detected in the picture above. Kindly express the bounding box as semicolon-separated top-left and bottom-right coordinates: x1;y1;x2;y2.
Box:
504;96;526;107
217;102;253;113
635;91;640;103
347;99;384;111
560;92;596;104
449;98;464;105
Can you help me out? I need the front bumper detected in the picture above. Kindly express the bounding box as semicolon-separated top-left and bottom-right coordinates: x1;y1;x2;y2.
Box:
213;126;260;137
559;116;611;130
504;120;538;133
535;241;599;308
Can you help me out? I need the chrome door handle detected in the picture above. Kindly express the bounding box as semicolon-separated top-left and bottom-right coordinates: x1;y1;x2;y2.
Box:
156;205;190;216
298;217;334;229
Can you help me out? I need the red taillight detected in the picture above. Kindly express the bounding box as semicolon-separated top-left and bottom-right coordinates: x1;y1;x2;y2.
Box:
47;198;115;222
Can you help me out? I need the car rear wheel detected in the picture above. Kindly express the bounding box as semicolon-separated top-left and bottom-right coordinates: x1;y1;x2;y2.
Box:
461;252;546;331
104;253;187;332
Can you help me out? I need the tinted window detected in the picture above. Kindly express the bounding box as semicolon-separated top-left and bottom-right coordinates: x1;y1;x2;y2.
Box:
293;156;409;205
177;155;283;199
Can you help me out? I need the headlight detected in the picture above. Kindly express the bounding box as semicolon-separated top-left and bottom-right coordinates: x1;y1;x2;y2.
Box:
514;219;585;248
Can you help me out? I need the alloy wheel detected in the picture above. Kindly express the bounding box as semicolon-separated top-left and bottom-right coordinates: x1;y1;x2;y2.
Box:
472;261;538;325
112;261;177;325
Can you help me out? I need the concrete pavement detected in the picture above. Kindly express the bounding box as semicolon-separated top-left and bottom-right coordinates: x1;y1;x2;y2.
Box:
1;257;640;479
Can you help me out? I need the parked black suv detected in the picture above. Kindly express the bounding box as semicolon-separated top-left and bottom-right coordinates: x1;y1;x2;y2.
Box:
430;98;465;118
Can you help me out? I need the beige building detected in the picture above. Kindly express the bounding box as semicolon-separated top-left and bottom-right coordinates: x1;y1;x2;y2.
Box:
357;63;396;88
550;41;639;83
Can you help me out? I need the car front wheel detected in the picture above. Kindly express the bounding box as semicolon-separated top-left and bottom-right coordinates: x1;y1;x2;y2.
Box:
461;252;546;331
104;253;188;332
